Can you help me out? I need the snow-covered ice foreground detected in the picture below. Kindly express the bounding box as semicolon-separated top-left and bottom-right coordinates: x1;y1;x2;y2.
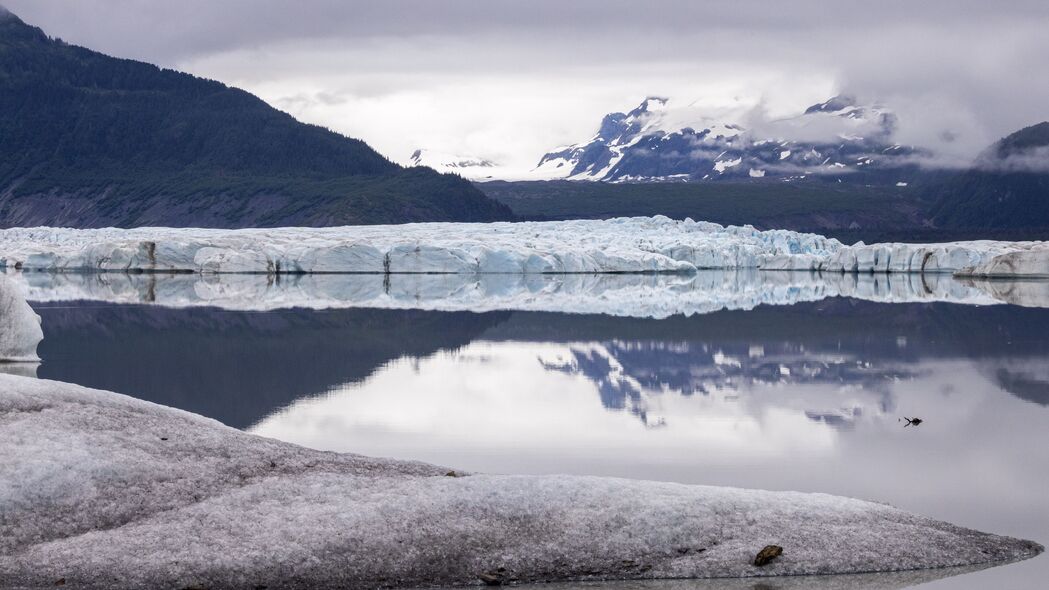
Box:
7;267;1045;319
0;217;1044;276
0;375;1040;589
0;275;42;363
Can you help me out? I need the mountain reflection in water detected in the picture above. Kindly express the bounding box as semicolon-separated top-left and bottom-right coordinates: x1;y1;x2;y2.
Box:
33;298;1049;430
539;341;909;428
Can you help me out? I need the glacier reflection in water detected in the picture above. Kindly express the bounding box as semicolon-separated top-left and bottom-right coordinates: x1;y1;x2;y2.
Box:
10;268;1040;317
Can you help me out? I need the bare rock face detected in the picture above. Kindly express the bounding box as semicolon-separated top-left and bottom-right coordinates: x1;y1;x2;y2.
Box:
0;275;42;362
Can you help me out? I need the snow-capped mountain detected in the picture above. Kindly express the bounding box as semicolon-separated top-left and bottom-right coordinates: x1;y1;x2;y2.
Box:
534;95;921;183
409;149;497;179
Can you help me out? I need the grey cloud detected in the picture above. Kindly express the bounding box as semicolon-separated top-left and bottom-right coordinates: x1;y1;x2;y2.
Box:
7;1;1048;64
977;146;1049;173
4;0;1048;163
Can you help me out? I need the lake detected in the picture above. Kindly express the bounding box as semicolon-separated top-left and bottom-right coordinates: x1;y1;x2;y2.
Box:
18;271;1049;589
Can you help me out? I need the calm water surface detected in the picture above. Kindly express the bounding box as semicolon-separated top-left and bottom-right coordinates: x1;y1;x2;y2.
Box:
27;281;1049;589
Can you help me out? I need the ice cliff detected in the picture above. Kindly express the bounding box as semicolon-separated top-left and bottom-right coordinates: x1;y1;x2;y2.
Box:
0;217;1042;276
954;242;1049;278
0;375;1040;589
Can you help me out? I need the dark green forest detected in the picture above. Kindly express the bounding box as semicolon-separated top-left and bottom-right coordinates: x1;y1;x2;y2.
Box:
0;10;513;227
929;123;1049;231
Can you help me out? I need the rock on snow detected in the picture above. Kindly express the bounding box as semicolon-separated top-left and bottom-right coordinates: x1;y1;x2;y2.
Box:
0;375;1040;589
0;275;42;362
0;217;1041;276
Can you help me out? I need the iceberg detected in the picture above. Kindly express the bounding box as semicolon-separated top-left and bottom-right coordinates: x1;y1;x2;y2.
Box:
0;375;1040;589
0;275;42;363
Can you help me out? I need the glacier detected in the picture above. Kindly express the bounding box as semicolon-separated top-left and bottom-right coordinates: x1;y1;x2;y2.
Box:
0;275;42;363
0;217;1043;276
954;242;1049;279
0;374;1040;589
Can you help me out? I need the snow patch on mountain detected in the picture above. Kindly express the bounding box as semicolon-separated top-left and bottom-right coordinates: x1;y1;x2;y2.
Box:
409;148;498;179
532;95;922;183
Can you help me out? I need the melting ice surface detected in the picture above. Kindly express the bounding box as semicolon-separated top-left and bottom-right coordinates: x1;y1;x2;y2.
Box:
21;270;1049;589
2;217;1048;275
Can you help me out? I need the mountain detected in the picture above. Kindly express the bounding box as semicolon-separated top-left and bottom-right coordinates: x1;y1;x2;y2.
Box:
533;95;923;184
931;122;1049;230
409;149;498;179
0;8;513;228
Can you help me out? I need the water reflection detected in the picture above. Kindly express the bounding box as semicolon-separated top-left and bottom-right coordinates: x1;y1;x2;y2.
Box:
34;304;508;428
252;339;902;461
982;358;1049;406
33;299;1049;430
9;269;1043;317
28;296;1049;589
0;362;37;378
235;301;1049;497
536;563;999;590
539;341;910;428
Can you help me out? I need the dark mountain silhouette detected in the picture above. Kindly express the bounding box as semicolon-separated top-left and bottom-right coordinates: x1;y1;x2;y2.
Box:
931;122;1049;231
0;7;513;227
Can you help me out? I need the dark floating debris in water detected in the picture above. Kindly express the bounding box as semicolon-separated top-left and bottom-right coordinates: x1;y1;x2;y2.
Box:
754;545;784;566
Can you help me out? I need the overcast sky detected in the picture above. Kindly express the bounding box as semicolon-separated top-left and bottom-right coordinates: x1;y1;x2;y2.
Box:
7;0;1049;174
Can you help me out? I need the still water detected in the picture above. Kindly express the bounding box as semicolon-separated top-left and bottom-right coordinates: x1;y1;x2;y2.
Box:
25;274;1049;589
